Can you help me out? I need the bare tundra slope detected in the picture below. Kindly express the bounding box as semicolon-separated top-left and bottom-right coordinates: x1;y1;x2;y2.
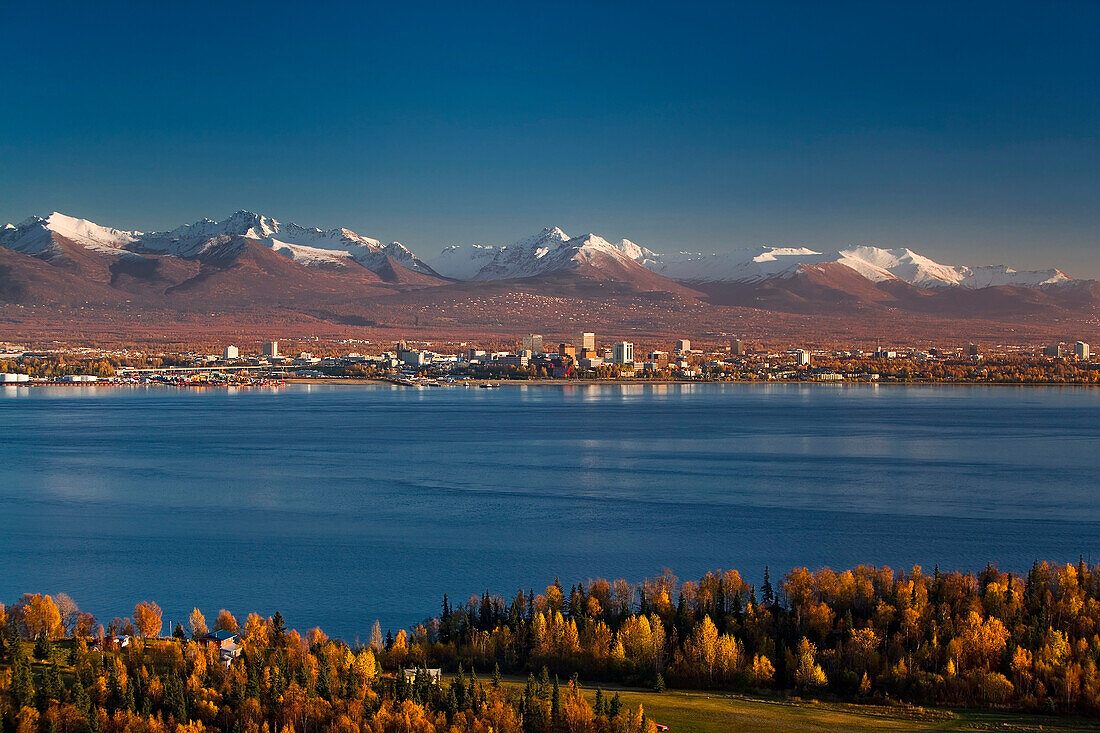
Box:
1;211;1097;345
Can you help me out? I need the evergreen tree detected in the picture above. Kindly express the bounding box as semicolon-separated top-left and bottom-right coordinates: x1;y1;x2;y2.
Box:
608;691;623;719
439;595;452;644
12;654;35;709
33;632;52;661
72;680;91;718
165;674;187;722
43;663;64;703
538;666;551;700
316;650;332;700
761;566;775;607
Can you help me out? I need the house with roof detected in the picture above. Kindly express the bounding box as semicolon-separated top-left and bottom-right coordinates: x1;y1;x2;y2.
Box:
202;629;242;666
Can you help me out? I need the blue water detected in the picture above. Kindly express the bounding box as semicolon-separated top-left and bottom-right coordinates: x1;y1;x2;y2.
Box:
1;383;1097;640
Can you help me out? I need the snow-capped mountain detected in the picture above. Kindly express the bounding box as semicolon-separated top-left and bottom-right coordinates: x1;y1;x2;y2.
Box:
427;226;661;281
2;212;1087;326
640;245;1070;289
0;212;141;258
429;243;502;280
137;211;435;274
0;210;438;277
425;226;1072;291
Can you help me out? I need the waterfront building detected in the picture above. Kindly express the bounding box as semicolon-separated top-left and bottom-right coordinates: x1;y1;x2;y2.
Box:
494;354;529;367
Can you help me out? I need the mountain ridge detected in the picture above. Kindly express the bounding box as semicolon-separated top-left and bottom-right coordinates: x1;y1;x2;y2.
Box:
1;211;1094;330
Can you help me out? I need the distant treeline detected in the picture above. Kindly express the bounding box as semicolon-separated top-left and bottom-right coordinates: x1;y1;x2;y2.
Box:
415;561;1100;712
2;560;1099;733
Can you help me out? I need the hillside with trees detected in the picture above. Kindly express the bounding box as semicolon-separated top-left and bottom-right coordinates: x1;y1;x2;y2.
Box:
3;561;1100;732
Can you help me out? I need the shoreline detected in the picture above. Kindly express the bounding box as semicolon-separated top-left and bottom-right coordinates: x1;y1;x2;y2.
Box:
4;377;1099;389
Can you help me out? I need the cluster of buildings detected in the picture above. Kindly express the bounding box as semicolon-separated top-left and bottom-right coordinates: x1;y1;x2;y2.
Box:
1;335;1096;386
1042;341;1091;360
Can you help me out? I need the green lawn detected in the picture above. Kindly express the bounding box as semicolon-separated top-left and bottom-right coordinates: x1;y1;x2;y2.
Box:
495;677;1100;732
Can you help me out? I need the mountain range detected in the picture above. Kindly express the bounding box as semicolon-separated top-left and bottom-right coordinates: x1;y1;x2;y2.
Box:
1;211;1097;340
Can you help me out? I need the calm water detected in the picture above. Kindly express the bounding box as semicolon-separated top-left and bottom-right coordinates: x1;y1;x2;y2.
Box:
1;383;1097;640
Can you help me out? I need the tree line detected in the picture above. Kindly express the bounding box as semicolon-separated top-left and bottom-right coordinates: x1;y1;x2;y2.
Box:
400;561;1100;713
3;560;1100;733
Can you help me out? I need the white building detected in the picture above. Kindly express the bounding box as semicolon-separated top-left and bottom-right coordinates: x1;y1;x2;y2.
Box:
223;345;239;360
262;341;279;358
612;342;634;365
574;332;596;351
1076;341;1091;360
794;349;811;366
675;339;691;353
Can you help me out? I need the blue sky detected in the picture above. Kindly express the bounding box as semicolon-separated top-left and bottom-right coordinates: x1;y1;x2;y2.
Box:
1;1;1097;273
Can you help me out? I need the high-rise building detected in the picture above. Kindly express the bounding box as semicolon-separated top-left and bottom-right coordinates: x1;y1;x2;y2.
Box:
794;349;811;366
1076;341;1091;360
262;341;279;358
1043;344;1064;358
647;350;669;367
522;334;544;353
730;339;745;356
967;343;979;357
675;339;691;353
574;332;595;351
558;343;576;358
611;343;638;365
611;342;634;365
223;345;239;360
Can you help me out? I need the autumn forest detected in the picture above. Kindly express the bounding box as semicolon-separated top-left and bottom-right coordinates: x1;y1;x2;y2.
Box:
2;561;1100;733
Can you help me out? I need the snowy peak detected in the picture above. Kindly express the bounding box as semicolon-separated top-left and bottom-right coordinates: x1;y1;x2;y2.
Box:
0;212;140;256
960;265;1070;288
428;243;502;280
0;211;1079;292
639;243;1074;290
434;226;655;281
44;212;142;249
0;210;438;277
418;227;1078;289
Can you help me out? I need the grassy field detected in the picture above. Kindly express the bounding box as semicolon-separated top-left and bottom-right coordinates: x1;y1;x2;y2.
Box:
496;677;1100;732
